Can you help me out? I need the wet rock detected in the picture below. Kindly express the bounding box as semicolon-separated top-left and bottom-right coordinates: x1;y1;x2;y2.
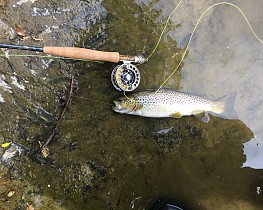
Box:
1;142;27;165
0;19;16;39
152;127;182;155
63;140;78;152
8;164;22;180
185;123;205;139
0;0;6;7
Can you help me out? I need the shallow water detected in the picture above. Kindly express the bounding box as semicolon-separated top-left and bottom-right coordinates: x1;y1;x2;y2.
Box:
0;0;263;209
173;0;263;170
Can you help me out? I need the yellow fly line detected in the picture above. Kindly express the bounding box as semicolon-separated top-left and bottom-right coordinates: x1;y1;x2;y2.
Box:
0;1;262;102
144;1;263;93
141;0;184;63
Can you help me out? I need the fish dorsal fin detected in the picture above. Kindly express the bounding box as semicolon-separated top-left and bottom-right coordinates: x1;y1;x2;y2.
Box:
193;111;210;123
169;112;182;118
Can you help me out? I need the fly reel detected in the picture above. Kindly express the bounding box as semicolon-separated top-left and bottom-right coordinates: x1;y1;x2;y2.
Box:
111;63;140;91
111;55;144;92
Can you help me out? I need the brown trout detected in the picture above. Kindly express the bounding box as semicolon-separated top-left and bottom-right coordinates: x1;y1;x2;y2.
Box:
112;89;236;122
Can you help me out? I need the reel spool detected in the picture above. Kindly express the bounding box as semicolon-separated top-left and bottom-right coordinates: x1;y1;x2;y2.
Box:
111;63;141;92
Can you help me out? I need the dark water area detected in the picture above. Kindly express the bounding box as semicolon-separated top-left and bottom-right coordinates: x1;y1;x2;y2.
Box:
0;0;263;210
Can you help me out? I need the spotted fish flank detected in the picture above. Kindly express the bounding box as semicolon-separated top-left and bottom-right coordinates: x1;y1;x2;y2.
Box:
112;89;237;122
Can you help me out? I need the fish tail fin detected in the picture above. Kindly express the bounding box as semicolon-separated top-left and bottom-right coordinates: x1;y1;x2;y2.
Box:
214;92;237;119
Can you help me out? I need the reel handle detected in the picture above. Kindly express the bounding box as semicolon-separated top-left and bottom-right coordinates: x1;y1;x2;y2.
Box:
43;46;120;63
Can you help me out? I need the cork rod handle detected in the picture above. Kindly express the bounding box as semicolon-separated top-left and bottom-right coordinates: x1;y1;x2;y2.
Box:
43;46;120;63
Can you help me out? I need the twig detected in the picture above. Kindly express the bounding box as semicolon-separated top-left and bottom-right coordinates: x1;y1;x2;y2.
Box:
41;75;74;151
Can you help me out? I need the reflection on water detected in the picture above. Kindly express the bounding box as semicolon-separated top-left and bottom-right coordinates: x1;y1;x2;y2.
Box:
1;0;263;209
172;0;263;169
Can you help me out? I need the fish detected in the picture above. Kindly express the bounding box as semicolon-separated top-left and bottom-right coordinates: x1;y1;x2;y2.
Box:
112;89;237;122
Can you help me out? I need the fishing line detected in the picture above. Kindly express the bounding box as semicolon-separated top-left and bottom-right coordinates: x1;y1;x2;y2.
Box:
0;1;259;113
74;96;112;106
122;0;184;99
123;91;136;105
139;0;184;64
155;1;263;92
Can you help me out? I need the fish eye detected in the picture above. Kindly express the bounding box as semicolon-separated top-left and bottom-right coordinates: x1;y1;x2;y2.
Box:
121;101;127;107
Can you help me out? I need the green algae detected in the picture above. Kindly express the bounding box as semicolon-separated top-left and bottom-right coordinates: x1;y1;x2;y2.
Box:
0;0;263;210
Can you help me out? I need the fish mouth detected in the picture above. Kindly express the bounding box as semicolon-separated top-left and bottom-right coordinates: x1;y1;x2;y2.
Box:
112;100;121;112
112;100;131;114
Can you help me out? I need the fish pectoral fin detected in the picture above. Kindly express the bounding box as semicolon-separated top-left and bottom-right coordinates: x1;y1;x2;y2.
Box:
134;104;143;111
193;111;210;123
169;112;182;118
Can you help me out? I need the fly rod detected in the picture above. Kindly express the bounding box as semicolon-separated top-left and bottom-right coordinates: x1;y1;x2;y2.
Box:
0;43;144;63
0;43;145;92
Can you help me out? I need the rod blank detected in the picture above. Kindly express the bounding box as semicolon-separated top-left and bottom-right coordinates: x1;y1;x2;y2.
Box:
0;44;43;52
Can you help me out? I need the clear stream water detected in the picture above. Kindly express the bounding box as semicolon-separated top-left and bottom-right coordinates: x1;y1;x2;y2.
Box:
0;0;262;209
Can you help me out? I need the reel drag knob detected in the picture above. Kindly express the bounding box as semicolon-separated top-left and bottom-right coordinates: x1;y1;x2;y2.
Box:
111;63;140;92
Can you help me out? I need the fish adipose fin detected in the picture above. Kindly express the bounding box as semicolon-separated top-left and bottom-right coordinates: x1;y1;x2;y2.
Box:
214;92;238;120
193;111;210;123
169;112;182;118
